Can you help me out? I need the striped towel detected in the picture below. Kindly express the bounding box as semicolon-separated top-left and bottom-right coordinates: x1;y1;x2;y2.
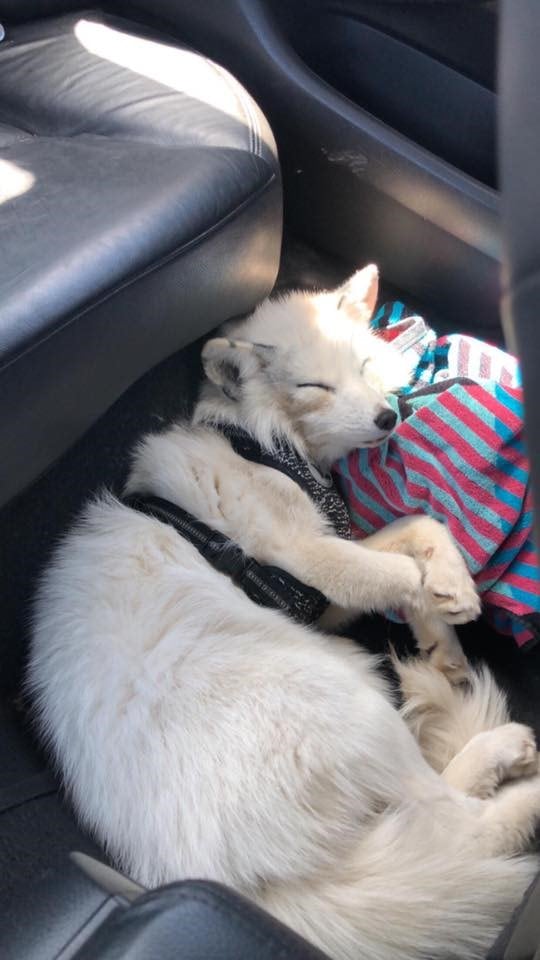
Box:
333;302;540;648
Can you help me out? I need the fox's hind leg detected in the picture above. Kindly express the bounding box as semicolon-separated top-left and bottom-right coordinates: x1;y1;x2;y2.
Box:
393;653;538;799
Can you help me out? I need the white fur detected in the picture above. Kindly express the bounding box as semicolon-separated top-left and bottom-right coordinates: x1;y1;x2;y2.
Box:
28;268;539;960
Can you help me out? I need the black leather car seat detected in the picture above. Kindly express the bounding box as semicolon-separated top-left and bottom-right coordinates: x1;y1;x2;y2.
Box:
0;8;281;507
4;853;330;960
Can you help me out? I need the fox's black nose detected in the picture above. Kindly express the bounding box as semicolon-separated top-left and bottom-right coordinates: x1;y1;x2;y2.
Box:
374;408;397;432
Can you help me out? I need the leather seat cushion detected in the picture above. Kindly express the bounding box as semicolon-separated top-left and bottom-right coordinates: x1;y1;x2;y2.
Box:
0;136;270;360
0;11;281;504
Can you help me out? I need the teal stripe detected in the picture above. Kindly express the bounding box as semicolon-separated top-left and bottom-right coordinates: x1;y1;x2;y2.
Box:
382;456;441;516
379;458;477;569
491;546;527;568
460;388;512;441
402;462;495;559
488;579;539;607
493;483;528;511
510;562;540;579
349;487;400;527
379;455;415;505
389;301;405;323
398;433;510;537
404;416;523;513
349;506;381;534
494;382;523;419
431;399;529;485
338;459;397;526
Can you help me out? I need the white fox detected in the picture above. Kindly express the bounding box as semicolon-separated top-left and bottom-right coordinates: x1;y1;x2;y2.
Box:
28;265;540;960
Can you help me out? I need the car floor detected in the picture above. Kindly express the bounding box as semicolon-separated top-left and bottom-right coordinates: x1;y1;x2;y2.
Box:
1;235;539;912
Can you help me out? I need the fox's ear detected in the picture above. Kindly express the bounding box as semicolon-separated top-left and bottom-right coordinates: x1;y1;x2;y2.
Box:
201;338;275;400
336;264;379;325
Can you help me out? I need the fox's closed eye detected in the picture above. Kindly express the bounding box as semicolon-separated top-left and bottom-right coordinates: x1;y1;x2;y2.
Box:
296;382;335;392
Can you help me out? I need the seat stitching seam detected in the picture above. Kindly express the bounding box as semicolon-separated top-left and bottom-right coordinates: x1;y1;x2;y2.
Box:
206;57;261;157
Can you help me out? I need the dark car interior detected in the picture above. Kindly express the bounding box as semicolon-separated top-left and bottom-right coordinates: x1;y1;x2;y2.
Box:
2;0;540;957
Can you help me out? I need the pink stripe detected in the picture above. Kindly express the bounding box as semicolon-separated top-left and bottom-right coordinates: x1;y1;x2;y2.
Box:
500;367;513;387
416;410;525;507
404;413;519;526
519;548;538;565
346;459;411;534
457;386;522;437
501;570;539;594
500;521;533;552
401;447;503;547
382;444;499;559
474;533;533;585
433;396;527;495
470;384;524;434
370;447;412;509
443;388;523;446
383;448;429;514
481;521;531;566
349;507;389;535
400;475;488;566
348;457;404;521
442;387;518;440
458;338;471;375
475;559;524;586
479;351;492;380
486;608;532;647
399;414;515;532
505;386;523;402
483;588;533;618
352;477;403;536
419;407;526;500
345;487;397;534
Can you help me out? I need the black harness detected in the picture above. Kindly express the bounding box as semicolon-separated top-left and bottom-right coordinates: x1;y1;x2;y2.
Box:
220;426;352;541
123;426;351;626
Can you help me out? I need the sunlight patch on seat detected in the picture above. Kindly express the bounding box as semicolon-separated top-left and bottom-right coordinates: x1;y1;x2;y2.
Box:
0;159;34;204
74;19;245;120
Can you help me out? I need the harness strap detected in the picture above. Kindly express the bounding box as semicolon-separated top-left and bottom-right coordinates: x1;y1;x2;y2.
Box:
220;425;326;492
123;494;329;626
217;424;352;541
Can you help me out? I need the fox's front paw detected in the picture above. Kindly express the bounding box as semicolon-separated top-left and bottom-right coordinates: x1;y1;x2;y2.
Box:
421;544;481;625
